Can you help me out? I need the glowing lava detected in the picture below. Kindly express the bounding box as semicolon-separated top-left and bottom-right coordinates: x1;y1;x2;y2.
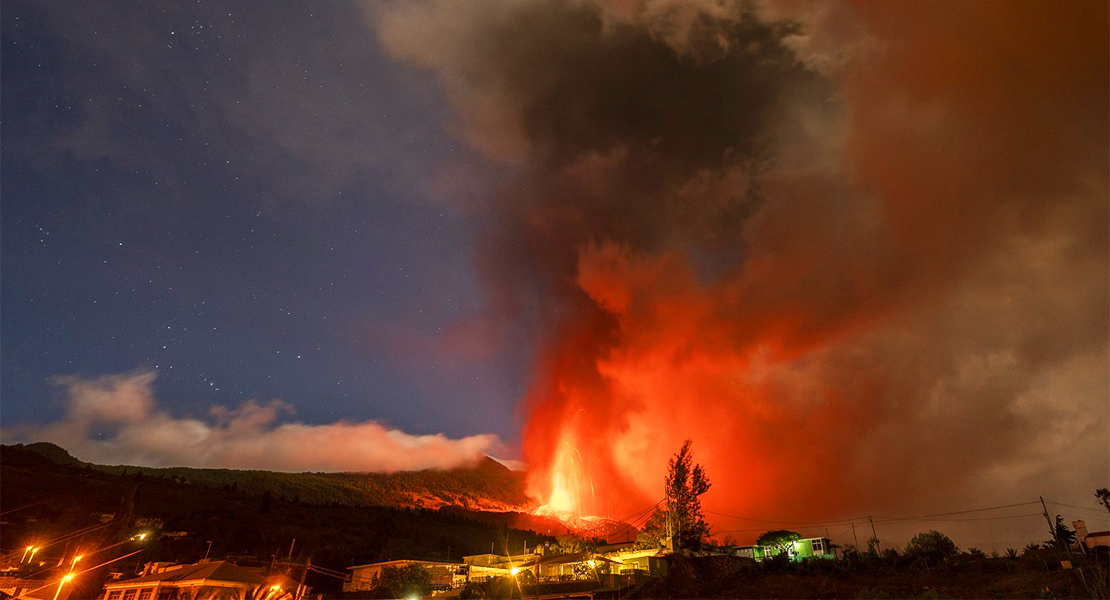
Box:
546;430;593;514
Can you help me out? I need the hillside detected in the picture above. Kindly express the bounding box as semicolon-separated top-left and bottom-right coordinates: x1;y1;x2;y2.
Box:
0;443;555;596
15;442;533;511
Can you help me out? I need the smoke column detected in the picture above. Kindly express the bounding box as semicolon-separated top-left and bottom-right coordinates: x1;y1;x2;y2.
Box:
379;0;1109;535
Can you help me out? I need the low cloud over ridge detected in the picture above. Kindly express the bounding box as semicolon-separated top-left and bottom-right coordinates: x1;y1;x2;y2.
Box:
10;370;501;472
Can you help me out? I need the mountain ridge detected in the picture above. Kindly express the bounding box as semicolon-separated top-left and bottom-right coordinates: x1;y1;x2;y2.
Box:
11;441;535;512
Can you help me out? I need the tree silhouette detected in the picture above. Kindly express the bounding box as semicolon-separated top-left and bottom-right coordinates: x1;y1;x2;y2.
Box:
1096;488;1110;514
637;440;711;551
1045;515;1077;549
905;530;959;564
374;564;432;598
757;530;801;558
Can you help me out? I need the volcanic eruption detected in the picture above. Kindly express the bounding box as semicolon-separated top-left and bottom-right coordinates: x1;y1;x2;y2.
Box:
379;0;1109;539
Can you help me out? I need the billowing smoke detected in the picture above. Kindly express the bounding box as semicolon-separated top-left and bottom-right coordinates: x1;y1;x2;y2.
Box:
378;0;1108;542
9;370;501;472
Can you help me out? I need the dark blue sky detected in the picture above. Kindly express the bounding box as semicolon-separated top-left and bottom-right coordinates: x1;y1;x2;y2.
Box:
2;1;529;447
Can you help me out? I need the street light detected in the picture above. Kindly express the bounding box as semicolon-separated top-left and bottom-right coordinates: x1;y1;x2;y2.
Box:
21;547;33;563
51;573;74;600
72;555;83;570
29;547;40;564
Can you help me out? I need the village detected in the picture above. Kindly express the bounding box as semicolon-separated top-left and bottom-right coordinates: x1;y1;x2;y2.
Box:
3;516;1108;600
0;520;845;600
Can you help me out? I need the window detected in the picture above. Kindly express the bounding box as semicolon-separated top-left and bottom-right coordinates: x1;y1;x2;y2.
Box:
106;592;121;600
811;540;824;553
138;589;153;600
122;590;137;600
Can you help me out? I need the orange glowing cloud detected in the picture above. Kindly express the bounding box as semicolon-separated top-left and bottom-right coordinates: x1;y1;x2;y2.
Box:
378;0;1108;546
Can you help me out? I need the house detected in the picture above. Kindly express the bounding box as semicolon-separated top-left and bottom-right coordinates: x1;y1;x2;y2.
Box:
134;518;165;530
533;552;613;580
461;553;538;582
1073;520;1110;552
732;537;835;562
598;547;667;577
100;560;293;600
0;576;50;599
344;559;465;592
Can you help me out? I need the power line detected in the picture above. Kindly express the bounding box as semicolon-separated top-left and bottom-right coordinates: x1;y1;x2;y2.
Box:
586;499;664;540
705;507;870;525
1044;500;1109;514
714;522;864;535
874;513;1043;523
0;500;46;516
870;501;1041;522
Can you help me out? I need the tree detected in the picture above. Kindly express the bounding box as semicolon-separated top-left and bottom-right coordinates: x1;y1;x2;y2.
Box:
904;530;958;562
1096;488;1110;514
374;564;432;598
756;530;801;558
636;440;712;551
1045;515;1077;549
555;534;602;555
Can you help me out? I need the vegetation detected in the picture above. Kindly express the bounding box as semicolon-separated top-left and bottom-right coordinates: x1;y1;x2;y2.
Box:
373;563;431;598
756;530;802;557
905;530;959;563
637;440;711;551
0;444;552;597
638;545;1108;599
1045;515;1077;549
553;534;603;555
1097;487;1110;514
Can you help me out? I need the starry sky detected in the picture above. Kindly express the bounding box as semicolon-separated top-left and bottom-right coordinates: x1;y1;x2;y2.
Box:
2;1;529;455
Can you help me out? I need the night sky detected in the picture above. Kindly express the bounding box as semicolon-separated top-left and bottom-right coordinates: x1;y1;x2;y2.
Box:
3;0;1108;548
3;1;529;453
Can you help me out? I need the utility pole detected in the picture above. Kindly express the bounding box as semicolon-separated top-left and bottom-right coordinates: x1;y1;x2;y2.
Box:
868;516;880;554
1040;496;1074;560
295;557;310;600
665;492;674;554
851;524;859;550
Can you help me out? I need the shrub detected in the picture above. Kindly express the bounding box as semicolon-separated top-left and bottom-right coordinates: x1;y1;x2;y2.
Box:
905;531;959;562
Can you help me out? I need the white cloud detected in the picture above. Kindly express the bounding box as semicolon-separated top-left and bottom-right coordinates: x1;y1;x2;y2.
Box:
10;370;501;473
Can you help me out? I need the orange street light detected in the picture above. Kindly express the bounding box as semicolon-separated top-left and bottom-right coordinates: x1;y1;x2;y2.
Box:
72;555;83;569
51;573;74;600
21;547;33;563
29;547;40;564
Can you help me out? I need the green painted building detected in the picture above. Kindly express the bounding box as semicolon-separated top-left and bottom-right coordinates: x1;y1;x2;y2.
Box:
733;537;835;562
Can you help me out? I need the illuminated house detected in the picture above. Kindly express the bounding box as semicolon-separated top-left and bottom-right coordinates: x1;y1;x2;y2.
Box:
733;537;835;562
461;553;539;582
598;546;668;578
99;560;295;600
344;559;466;592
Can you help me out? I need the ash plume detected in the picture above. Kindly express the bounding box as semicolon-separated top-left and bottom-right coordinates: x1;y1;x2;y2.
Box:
376;0;1109;543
